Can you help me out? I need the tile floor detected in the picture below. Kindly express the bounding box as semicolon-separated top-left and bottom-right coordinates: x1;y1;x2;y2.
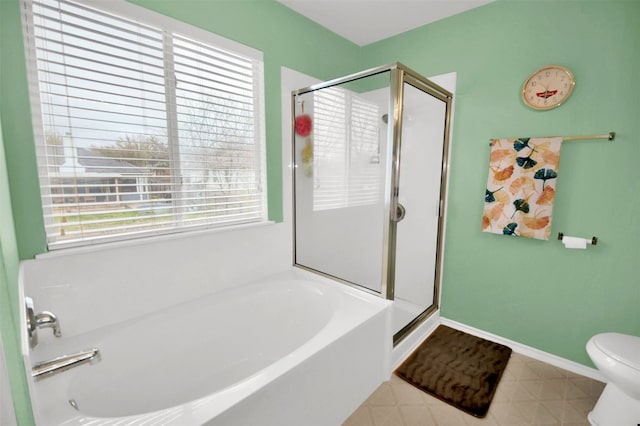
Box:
343;353;605;426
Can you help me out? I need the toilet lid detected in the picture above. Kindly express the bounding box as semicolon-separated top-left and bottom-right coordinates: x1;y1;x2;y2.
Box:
591;333;640;371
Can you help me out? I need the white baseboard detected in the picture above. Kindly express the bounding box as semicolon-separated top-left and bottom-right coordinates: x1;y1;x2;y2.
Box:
440;317;605;382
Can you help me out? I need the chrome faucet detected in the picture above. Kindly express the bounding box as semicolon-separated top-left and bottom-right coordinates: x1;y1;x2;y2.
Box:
25;297;62;348
32;347;101;380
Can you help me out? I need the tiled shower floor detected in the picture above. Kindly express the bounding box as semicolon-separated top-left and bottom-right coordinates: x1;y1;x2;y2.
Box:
343;352;605;426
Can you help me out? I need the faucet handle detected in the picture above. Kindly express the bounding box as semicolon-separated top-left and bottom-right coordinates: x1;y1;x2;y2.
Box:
25;297;38;349
25;297;62;349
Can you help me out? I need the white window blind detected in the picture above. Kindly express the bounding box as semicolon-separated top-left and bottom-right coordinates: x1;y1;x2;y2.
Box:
313;88;381;211
22;0;267;249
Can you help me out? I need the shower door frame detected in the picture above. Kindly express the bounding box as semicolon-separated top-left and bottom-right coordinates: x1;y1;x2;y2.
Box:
290;63;453;345
389;67;453;344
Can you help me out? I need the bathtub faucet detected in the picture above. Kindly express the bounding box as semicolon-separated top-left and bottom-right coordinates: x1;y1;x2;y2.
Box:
32;347;101;380
25;296;62;349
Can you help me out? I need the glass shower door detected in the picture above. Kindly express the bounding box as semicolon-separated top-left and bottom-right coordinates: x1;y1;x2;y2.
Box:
292;64;453;344
392;79;448;337
293;72;391;294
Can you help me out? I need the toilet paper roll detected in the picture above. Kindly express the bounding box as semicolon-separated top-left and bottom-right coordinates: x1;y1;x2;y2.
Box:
562;236;588;249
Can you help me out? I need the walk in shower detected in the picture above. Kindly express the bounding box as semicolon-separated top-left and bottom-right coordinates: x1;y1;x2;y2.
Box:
292;63;452;343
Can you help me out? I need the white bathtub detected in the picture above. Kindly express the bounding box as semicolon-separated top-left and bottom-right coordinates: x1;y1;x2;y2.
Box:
24;269;392;426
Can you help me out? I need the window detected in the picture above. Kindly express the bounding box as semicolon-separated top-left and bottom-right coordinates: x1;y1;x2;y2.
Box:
312;88;382;211
22;0;267;249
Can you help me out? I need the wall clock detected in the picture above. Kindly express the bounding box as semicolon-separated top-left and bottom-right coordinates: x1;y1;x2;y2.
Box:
522;65;575;110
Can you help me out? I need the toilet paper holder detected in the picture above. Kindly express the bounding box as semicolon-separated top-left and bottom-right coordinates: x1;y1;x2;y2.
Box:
557;232;597;246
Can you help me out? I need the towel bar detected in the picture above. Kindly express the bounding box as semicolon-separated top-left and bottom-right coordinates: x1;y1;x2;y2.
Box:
489;132;615;145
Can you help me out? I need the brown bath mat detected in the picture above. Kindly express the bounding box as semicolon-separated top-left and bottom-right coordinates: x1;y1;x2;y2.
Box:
395;325;511;418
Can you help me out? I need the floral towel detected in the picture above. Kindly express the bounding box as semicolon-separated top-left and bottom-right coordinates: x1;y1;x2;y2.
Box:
482;137;563;240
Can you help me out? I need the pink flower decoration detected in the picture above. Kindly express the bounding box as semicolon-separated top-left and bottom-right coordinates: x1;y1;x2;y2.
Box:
295;114;312;137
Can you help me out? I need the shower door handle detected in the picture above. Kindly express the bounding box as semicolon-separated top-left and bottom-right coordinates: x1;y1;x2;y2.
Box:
396;202;406;222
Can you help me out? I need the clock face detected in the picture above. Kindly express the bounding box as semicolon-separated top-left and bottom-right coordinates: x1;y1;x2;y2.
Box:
522;65;575;110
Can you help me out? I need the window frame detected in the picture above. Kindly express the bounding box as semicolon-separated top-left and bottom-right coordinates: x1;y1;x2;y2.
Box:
21;0;268;250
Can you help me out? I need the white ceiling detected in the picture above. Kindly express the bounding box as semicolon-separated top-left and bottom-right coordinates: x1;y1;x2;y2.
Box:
277;0;495;46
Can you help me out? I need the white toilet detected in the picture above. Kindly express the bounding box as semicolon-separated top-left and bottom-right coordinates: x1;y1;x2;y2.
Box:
586;332;640;426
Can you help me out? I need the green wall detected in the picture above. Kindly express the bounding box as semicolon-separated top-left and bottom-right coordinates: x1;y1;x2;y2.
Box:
1;1;37;422
0;119;35;423
362;0;640;365
0;0;46;261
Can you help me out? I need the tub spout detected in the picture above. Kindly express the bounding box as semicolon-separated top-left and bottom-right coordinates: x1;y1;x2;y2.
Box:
32;348;100;380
